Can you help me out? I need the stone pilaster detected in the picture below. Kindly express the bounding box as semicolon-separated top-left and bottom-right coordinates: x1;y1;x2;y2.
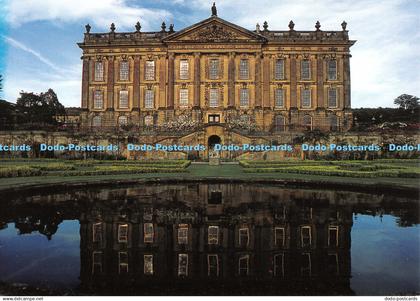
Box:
228;52;236;108
193;52;201;108
107;56;114;110
316;55;324;108
343;54;351;108
255;53;262;108
167;53;175;109
262;54;270;108
159;55;167;109
81;57;89;109
133;55;141;110
290;54;297;109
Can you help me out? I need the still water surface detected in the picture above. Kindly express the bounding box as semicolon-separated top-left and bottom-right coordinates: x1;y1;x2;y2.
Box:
0;184;418;295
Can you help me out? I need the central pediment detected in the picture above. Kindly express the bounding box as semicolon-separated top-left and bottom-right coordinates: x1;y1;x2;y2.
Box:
163;16;267;43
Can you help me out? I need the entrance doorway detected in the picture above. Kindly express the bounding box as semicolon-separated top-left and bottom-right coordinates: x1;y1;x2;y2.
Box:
208;135;221;150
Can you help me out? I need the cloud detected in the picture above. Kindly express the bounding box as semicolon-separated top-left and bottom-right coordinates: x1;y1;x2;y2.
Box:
186;0;420;108
3;0;420;108
5;0;172;31
2;35;65;73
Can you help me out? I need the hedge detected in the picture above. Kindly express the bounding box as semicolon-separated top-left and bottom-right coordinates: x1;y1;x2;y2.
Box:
0;166;43;178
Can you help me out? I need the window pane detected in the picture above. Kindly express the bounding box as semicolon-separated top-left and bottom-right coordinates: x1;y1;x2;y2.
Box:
118;116;128;126
92;116;101;127
301;89;311;108
180;60;189;79
239;59;249;79
178;224;188;245
328;88;337;107
144;223;154;243
209;88;219;108
94;62;104;81
119;90;129;108
328;60;337;80
274;227;285;247
208;255;219;276
144;255;154;275
274;115;285;132
303;115;312;131
274;254;284;277
179;89;189;107
300;253;311;276
275;89;284;107
92;251;102;274
328;226;339;246
208;226;219;244
120;61;129;81
240;88;249;107
145;61;155;80
144;115;153;126
301;60;310;80
301;226;311;248
93;223;103;242
145;90;154;108
119;252;129;274
238;255;249;276
240;115;250;123
330;115;339;131
118;224;128;243
275;59;285;80
178;254;188;276
209;59;219;79
239;228;249;247
94;90;103;109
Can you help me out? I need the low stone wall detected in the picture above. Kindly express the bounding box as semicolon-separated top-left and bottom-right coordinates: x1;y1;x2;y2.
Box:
0;130;419;160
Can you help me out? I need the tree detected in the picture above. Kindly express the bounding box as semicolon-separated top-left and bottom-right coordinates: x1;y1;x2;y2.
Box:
15;88;65;125
394;94;419;110
0;74;3;93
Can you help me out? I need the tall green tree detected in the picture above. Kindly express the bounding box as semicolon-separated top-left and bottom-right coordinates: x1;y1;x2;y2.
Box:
394;94;419;110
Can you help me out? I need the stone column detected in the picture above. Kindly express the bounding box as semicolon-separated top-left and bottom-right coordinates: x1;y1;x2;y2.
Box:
81;57;89;109
316;55;324;108
107;56;114;110
343;54;351;108
255;53;262;108
228;52;236;108
133;55;141;110
167;53;175;109
262;54;270;108
290;54;297;108
193;52;201;108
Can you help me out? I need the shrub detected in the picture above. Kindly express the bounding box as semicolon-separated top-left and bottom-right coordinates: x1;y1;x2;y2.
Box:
0;166;43;178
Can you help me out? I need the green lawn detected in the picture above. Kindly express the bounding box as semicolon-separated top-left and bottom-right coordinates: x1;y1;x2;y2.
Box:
0;160;419;192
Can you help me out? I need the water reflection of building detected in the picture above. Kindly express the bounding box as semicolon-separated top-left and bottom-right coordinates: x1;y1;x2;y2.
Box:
2;184;417;295
79;184;353;295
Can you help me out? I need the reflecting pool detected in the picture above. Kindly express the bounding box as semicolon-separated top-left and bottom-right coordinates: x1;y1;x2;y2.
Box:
0;184;418;295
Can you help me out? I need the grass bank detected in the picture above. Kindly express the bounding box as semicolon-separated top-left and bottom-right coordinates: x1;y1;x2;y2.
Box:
0;159;418;197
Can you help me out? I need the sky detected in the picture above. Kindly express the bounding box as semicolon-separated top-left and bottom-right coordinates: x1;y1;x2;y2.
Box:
0;0;419;108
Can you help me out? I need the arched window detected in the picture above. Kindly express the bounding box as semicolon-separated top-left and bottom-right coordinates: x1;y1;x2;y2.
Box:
144;115;153;126
330;115;339;132
92;115;102;127
118;116;128;126
303;115;312;131
274;115;285;132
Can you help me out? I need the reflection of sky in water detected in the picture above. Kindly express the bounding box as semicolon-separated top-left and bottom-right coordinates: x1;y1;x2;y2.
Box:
351;214;420;295
0;220;80;290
